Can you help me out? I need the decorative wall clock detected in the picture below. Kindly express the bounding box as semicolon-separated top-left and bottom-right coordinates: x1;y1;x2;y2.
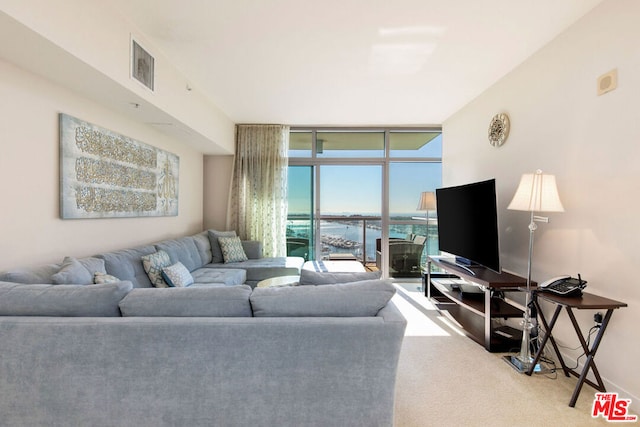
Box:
488;113;510;147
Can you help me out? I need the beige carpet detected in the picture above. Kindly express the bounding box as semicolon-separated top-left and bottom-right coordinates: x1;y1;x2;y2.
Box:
391;283;619;426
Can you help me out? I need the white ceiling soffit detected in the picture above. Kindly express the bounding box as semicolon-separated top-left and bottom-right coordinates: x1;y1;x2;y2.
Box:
110;0;604;126
0;10;228;154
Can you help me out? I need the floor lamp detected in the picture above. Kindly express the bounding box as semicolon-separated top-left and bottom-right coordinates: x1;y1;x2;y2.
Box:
417;191;436;255
507;170;564;372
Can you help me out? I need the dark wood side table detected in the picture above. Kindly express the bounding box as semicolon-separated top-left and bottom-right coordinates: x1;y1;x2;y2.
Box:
528;291;627;407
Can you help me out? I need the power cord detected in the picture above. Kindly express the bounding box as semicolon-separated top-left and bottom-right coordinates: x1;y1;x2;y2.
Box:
504;305;601;378
562;325;600;370
515;317;602;379
530;327;559;377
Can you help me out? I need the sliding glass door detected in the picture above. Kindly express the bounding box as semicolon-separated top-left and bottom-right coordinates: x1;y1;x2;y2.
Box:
318;165;382;262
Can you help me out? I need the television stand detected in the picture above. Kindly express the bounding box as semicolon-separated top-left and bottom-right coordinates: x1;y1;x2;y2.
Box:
425;256;531;352
437;257;477;276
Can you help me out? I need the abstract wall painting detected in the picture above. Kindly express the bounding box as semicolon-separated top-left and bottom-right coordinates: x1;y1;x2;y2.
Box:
60;113;179;219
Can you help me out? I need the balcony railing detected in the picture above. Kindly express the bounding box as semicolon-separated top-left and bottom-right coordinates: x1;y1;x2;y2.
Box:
287;215;438;275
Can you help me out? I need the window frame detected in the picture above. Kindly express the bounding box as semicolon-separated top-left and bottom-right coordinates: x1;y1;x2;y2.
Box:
288;126;442;278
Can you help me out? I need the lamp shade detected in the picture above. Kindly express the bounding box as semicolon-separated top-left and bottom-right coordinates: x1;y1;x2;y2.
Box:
508;169;564;213
417;191;436;211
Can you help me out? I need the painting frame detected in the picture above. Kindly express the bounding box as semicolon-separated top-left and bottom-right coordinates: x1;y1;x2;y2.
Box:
59;113;179;219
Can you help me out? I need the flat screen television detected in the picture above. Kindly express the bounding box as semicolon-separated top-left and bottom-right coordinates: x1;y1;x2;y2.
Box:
435;178;501;274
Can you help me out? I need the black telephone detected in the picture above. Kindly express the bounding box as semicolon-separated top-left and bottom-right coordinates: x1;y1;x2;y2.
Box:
538;274;587;297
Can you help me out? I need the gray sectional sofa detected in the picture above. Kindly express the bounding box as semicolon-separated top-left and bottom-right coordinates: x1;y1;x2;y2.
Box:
0;230;305;289
0;230;407;427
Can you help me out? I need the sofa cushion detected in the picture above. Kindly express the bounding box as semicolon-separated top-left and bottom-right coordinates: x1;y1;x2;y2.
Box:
118;285;253;317
250;279;396;317
219;236;249;263
208;230;237;263
51;256;107;285
0;263;61;284
155;237;203;272
0;281;133;317
161;262;194;287
204;257;304;283
241;240;262;259
191;231;213;265
98;245;156;288
302;260;366;273
299;269;381;286
190;268;246;286
141;250;172;288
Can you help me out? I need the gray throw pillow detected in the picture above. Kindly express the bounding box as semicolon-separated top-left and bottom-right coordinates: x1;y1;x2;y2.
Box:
250;279;396;317
51;256;106;285
0;281;133;317
208;230;237;263
119;285;253;317
51;257;92;285
299;269;382;286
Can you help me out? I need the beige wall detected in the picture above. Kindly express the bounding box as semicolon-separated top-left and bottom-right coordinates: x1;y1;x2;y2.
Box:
203;155;235;230
443;0;639;408
0;59;204;270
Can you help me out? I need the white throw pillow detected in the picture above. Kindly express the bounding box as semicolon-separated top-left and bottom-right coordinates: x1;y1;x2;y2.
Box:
161;262;194;287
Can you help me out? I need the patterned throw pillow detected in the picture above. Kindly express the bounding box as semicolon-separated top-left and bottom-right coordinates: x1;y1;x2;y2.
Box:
161;262;194;287
94;272;121;284
218;236;248;263
141;250;172;288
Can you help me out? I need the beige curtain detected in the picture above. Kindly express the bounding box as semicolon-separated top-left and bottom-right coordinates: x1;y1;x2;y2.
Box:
230;125;289;257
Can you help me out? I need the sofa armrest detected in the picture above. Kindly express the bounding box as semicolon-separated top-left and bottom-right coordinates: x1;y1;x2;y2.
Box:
241;240;263;259
376;300;407;325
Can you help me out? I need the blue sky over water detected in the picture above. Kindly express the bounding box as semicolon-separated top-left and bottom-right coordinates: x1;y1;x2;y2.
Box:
288;163;441;215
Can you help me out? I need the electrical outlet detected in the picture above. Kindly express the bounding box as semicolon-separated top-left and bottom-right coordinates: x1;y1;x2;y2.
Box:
594;312;603;325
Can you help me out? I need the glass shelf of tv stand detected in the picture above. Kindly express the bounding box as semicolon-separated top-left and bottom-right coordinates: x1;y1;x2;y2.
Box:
426;256;530;352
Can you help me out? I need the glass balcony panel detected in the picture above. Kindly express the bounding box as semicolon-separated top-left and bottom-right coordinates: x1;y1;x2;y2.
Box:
386;161;441;278
319;217;383;264
377;223;435;278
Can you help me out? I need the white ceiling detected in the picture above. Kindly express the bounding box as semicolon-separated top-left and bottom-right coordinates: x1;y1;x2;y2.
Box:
111;0;604;126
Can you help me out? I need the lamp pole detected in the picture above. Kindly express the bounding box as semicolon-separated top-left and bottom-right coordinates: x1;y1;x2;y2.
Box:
515;210;538;370
507;170;563;373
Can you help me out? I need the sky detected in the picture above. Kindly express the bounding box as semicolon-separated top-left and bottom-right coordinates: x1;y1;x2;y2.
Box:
288;162;442;215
